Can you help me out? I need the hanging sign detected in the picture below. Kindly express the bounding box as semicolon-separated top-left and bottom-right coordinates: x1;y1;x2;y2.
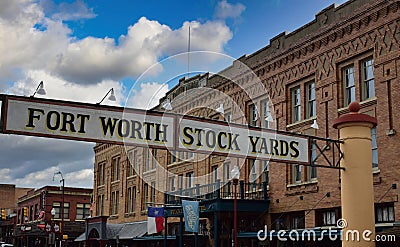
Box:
0;94;309;163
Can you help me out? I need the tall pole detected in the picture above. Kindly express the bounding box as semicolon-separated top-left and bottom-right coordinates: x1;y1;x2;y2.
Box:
233;179;238;247
333;102;377;247
53;171;65;246
61;177;64;240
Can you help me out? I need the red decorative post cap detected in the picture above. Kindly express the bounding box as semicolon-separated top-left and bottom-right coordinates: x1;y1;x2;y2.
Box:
333;101;377;129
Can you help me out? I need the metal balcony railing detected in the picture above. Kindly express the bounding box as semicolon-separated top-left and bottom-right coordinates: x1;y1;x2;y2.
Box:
165;179;268;205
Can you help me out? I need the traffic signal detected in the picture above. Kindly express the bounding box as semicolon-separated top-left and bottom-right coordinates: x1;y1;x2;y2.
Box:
1;209;5;220
23;207;28;217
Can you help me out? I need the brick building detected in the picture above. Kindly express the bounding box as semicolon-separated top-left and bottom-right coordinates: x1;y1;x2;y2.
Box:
0;184;32;244
90;0;400;246
15;186;92;247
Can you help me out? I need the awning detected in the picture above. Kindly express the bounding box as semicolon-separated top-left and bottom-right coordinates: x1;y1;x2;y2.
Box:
118;221;147;240
74;221;148;241
74;233;85;242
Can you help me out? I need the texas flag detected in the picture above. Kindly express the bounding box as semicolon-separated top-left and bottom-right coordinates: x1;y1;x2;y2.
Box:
147;207;164;234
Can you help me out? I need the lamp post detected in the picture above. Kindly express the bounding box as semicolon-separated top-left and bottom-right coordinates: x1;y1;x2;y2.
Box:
53;171;65;246
230;165;240;247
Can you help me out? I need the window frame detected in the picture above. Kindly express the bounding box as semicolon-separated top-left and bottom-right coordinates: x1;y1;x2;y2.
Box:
343;65;356;106
292;86;301;123
306;81;316;119
361;58;375;101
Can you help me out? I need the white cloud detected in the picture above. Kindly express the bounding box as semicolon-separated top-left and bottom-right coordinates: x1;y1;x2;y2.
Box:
0;1;233;86
214;0;246;20
43;0;97;21
10;166;93;189
0;0;239;188
0;168;12;183
127;82;169;109
7;69;125;105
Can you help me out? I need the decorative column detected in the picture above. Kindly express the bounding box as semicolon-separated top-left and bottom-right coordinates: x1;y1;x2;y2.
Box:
333;102;377;247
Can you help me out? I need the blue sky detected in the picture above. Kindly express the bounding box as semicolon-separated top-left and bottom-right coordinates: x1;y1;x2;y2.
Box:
0;0;348;188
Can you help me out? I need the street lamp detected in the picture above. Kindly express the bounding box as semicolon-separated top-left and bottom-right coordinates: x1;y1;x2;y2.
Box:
31;81;46;97
97;88;116;104
53;171;65;245
230;165;240;247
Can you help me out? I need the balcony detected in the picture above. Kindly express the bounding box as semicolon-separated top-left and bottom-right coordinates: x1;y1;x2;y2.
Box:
165;179;268;206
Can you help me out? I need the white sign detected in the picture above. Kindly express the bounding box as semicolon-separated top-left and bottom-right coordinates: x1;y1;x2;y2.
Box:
2;96;174;149
178;118;308;163
1;95;309;163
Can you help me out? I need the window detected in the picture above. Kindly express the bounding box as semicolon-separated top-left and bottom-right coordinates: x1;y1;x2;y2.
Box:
308;143;317;181
323;211;336;226
97;162;105;186
186;172;194;188
292;164;302;184
262;100;272;128
111;191;119;215
52;202;62;219
224;162;231;181
290;212;305;229
249;104;258;126
143;183;149;210
76;203;91;220
372;128;378;168
132;187;137;212
151;149;157;170
97;195;104;216
211;165;218;183
178;175;183;190
343;66;355;106
127;151;135;177
144;149;150;172
306;81;316;119
376;204;394;223
52;202;69;219
361;58;374;101
151;181;156;204
169;176;175;191
111;156;120;181
29;205;33;221
292;87;301;122
261;161;269;185
249;159;258;183
126;187;132;213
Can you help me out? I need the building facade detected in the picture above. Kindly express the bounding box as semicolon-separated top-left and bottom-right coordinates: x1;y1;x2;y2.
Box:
0;184;32;244
15;186;92;247
91;0;400;246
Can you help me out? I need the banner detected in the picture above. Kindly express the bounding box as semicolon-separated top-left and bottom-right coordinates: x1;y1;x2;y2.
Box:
182;200;199;233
